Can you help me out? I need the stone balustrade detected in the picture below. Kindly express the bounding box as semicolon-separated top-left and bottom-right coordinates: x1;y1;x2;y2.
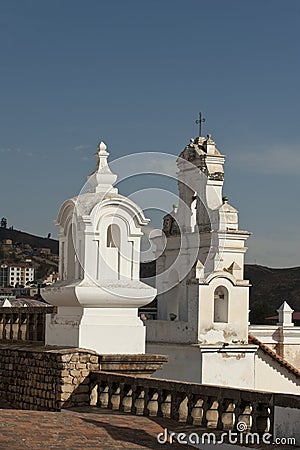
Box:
89;371;300;437
0;307;54;343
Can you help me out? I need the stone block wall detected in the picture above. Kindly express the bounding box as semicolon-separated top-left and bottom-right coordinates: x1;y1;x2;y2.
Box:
0;344;99;411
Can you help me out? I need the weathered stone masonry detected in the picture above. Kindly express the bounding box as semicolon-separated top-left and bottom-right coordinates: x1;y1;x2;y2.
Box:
0;344;99;411
0;344;167;411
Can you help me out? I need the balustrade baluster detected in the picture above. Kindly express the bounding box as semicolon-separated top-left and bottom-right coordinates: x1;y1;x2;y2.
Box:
89;381;98;406
178;396;188;422
159;390;171;418
11;313;18;340
120;385;133;413
189;396;204;426
238;403;252;432
146;388;159;417
206;398;219;429
220;399;236;430
20;314;26;340
133;387;145;415
98;382;109;408
109;382;121;410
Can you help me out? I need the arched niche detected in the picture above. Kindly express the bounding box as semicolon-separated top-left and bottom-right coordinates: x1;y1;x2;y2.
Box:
107;224;121;248
104;223;121;280
98;215;134;281
213;286;229;323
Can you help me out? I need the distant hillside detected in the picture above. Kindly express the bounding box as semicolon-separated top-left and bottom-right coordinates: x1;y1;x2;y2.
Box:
0;228;58;254
245;265;300;324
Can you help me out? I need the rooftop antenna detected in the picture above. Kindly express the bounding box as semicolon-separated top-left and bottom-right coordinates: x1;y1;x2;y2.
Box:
196;112;206;136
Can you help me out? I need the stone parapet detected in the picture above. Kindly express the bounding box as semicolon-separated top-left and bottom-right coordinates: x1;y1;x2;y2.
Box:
0;343;168;411
89;371;300;444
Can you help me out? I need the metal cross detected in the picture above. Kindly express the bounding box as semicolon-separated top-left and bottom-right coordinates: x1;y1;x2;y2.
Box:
196;112;206;136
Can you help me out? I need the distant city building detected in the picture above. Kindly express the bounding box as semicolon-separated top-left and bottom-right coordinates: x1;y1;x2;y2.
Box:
0;265;34;287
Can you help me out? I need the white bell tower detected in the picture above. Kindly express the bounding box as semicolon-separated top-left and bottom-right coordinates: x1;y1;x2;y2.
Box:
147;133;251;345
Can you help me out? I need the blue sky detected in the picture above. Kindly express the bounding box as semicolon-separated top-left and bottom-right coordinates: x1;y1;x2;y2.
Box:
0;0;299;267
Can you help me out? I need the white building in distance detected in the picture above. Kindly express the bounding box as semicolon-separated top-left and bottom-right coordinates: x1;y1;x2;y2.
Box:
0;265;34;287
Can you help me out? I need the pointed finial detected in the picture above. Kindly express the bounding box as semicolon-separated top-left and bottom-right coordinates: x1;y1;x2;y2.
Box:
97;141;108;155
86;139;118;194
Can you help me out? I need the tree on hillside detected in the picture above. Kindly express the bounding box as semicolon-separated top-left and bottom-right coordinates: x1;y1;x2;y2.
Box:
1;218;7;228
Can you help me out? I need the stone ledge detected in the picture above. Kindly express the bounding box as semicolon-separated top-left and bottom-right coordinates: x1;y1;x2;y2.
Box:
99;353;168;376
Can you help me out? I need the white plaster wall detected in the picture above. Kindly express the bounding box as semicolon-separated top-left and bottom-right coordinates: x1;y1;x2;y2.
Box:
283;345;300;369
146;343;202;383
147;343;257;390
146;320;198;344
254;350;300;395
200;349;255;389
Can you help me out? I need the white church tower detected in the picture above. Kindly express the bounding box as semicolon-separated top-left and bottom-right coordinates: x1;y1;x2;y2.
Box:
176;133;251;345
146;133;257;388
42;141;156;354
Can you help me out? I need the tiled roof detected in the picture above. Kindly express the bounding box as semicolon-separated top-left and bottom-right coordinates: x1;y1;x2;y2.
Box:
249;333;300;378
0;298;51;307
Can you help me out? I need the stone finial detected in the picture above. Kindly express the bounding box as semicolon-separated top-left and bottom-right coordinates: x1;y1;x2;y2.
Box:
97;141;108;155
277;301;294;327
93;140;117;192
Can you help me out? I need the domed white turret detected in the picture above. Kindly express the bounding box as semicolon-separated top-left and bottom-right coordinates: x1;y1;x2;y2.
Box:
42;139;156;354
